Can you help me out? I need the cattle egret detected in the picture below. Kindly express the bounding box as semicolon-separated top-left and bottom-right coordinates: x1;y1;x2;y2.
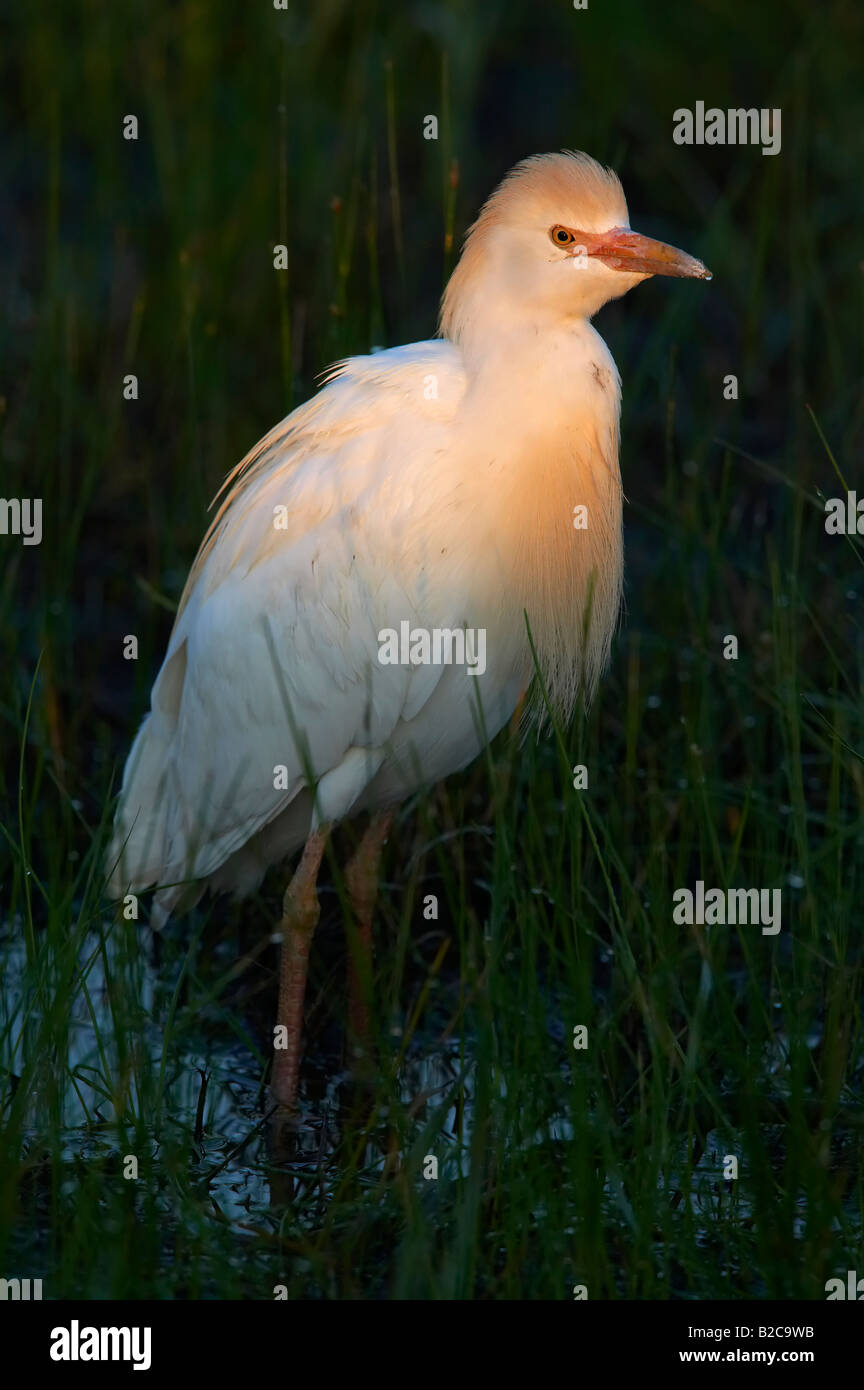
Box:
108;151;710;1110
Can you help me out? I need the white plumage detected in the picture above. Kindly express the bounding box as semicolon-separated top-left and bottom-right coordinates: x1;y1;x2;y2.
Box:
107;151;709;1106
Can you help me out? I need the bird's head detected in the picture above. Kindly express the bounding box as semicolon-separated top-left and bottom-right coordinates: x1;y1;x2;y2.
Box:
440;150;711;359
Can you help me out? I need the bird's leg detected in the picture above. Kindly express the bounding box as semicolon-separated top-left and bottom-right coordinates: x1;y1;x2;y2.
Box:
345;809;395;1055
271;827;328;1111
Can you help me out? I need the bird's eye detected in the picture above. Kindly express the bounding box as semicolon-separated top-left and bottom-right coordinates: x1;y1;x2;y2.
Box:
550;225;576;247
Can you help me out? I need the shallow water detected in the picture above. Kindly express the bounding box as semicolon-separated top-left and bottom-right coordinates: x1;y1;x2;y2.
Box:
3;915;860;1300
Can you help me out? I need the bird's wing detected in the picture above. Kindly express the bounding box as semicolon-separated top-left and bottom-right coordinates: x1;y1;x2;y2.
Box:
109;340;468;897
177;340;464;616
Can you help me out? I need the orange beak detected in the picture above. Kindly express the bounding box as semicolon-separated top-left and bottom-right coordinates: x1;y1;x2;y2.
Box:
580;226;712;280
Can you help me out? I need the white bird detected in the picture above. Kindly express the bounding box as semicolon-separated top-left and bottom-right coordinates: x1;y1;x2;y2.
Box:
108;151;710;1110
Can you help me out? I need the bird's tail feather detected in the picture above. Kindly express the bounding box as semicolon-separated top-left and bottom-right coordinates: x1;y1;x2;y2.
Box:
106;710;188;918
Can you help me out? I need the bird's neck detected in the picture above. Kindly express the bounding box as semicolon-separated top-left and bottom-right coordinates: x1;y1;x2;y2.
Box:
455;317;625;722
